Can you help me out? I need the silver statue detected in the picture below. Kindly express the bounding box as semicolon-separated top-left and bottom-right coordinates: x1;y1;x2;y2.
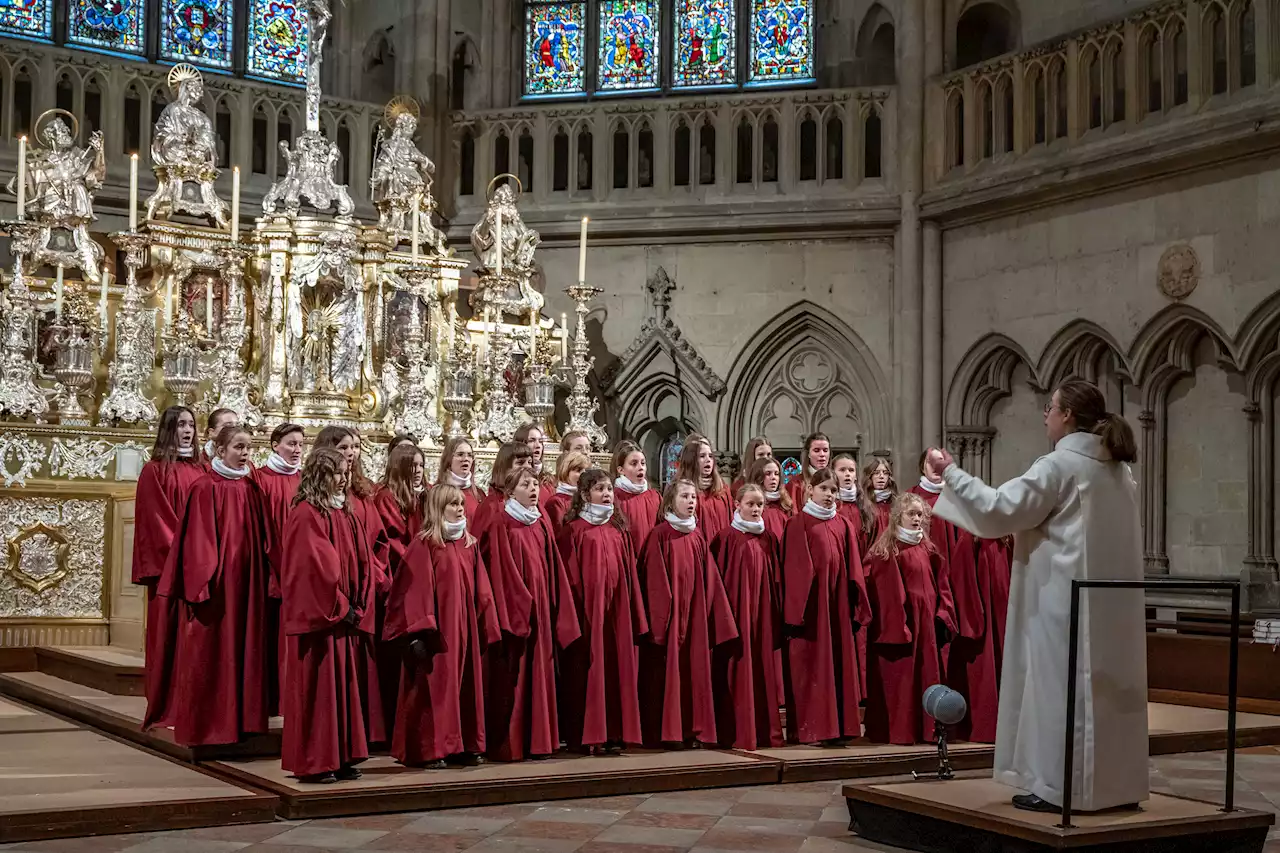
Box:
262;0;354;218
371;98;448;254
146;64;230;227
8;110;106;282
471;182;541;277
287;229;364;393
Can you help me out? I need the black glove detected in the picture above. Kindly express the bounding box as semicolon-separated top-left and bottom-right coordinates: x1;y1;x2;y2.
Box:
408;636;433;662
851;620;862;634
344;605;361;626
936;618;953;647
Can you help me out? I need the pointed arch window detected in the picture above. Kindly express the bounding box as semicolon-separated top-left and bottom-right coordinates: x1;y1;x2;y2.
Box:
246;0;311;84
598;0;662;92
160;0;235;70
748;0;815;85
523;1;587;98
0;0;53;42
674;0;737;88
68;0;146;55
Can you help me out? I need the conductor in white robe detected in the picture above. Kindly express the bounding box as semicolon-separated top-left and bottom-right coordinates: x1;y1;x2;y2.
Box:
927;379;1149;814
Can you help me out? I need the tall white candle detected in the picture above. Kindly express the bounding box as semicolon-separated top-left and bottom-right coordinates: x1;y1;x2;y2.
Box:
560;312;568;362
529;307;538;355
129;154;139;230
494;209;503;276
54;266;63;319
99;263;109;323
206;279;214;333
230;166;240;240
16;136;26;219
578;216;589;283
165;277;174;327
411;193;421;261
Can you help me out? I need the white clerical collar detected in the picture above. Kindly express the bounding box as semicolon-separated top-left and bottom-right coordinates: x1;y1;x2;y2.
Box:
556;482;577;496
413;482;425;494
532;461;542;475
505;498;541;526
444;518;467;541
329;493;346;509
803;500;836;520
838;485;859;503
581;503;614;526
917;476;943;495
448;471;472;489
874;489;894;503
177;445;195;458
765;490;782;502
665;512;696;534
266;452;300;475
614;476;648;494
211;457;250;480
732;512;765;535
896;526;924;546
203;439;216;459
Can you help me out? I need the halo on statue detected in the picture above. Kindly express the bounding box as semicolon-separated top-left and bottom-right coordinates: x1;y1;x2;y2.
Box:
383;95;421;127
34;108;79;143
486;173;524;201
167;62;203;92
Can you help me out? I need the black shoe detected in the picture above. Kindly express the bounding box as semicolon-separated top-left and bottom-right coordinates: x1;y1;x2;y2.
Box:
334;765;362;781
530;753;552;761
1012;794;1060;813
424;759;448;769
299;772;336;784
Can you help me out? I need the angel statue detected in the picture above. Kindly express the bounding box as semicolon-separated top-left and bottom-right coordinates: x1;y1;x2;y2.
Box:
7;109;106;281
470;181;540;277
146;63;229;227
371;96;450;255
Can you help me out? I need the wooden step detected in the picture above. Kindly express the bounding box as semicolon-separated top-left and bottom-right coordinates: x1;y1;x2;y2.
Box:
34;646;145;696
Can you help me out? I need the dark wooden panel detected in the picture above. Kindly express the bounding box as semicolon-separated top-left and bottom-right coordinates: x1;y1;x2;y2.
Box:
0;794;279;844
1147;634;1280;701
35;648;144;697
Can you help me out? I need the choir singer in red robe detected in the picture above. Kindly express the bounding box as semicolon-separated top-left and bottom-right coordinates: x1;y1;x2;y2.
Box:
135;406;204;730
384;484;500;767
280;448;379;782
859;456;897;554
480;468;581;761
781;467;869;745
546;451;589;532
731;437;772;496
710;484;784;750
746;457;792;541
784;432;830;509
435;437;485;521
373;444;427;577
676;436;732;543
153;424;270;746
200;408;237;469
612;440;659;547
472;442;533;539
863;493;957;745
557;469;648;754
637;480;737;748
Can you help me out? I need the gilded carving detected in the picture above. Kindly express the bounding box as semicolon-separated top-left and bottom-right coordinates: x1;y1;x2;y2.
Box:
6;523;70;593
49;437;117;480
0;498;105;618
0;433;47;488
1157;244;1200;301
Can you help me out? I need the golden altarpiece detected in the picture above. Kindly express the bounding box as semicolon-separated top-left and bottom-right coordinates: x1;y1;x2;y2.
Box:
0;0;606;650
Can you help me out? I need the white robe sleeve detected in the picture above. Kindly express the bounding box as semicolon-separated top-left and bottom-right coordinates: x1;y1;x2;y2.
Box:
932;456;1061;540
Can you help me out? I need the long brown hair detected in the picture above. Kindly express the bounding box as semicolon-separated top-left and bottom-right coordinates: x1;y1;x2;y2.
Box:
293;448;346;515
383;433;416;479
1055;379;1139;463
676;436;725;498
739;436;771;475
313;426;372;499
420;483;476;547
490;442;533;495
344;427;375;498
859;455;896;536
746;457;791;512
661;478;698;517
152;405;199;464
800;431;830;483
383;444;425;516
869;492;936;560
568;468;629;532
610;439;643;478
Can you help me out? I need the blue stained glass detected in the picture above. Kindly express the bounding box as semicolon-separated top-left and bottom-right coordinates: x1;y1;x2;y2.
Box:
524;2;586;98
0;0;53;41
597;0;660;92
674;0;736;89
246;0;310;83
662;436;685;489
160;0;234;70
68;0;146;55
750;0;814;83
781;456;801;486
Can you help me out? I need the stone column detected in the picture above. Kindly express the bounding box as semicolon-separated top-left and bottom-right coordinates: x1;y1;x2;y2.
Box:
922;221;943;446
895;0;925;464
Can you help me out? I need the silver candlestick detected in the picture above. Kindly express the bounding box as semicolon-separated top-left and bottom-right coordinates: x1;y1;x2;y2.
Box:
391;266;443;442
477;321;518;444
564;282;607;449
49;310;97;426
441;320;476;439
99;230;159;426
523;326;555;422
0;220;50;420
162;306;207;405
213;243;262;428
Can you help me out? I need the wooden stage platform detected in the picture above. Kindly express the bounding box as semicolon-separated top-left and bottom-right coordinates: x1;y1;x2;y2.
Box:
843;777;1276;852
0;695;277;844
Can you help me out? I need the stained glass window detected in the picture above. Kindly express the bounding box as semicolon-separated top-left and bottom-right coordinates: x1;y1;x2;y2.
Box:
68;0;146;55
662;435;686;489
674;0;736;89
0;0;53;41
160;0;234;70
597;0;661;93
246;0;310;83
749;0;815;84
524;2;586;98
781;456;802;486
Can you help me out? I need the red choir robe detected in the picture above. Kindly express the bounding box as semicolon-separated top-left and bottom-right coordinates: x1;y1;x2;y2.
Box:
861;496;894;555
471;489;505;540
556;517;649;748
280;501;380;777
371;486;424;577
837;495;869;701
544;488;575;533
710;525;784;750
762;499;792;542
784;478;806;511
951;537;1012;743
781;510;870;744
616;486;660;551
863;539;958;745
457;483;485;522
249;464;300;715
152;472;271;746
636;521;738;746
696;488;733;545
134;458;206;730
369;485;424;740
729;476;745;498
480;509;582;760
384;534;501;765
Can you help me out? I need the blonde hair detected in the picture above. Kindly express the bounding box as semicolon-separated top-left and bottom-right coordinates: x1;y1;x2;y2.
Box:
419;483;475;547
736;482;766;503
557;450;591;483
869;492;935;560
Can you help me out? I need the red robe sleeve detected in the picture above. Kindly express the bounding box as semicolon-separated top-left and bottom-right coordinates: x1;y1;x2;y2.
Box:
470;545;502;646
132;462;181;586
701;538;738;648
843;517;872;632
637;527;673;644
280;503;352;635
383;536;440;641
160;478;221;605
623;528;650;639
545;520;583;650
372;487;411;578
945;525;983;640
865;552;911;645
932;549;958;635
480;518;536;639
780;516;815;629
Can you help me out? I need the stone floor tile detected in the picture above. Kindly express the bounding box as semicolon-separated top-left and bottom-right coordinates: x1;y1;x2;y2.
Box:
497;821;603;841
358;833;479;851
634;798;736;817
0;836;158;853
727;803;825;822
616;811;723;831
240;846;358;853
255;826;385;849
737;790;831;808
402;815;517;837
306;815;420;833
523;807;625;825
154;825;296;845
552;795;651;811
577;844;690;853
466;837;584;853
591;825;708;848
711;816;816;837
435;805;544;822
119;841;251;853
819;806;849;824
691;829;806;853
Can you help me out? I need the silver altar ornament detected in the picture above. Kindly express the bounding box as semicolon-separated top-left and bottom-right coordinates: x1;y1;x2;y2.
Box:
478;325;519;444
98;231;158;427
441;320;476;439
470;177;544;317
262;0;354;219
146;64;230;227
7;110;106;282
0;221;51;420
564;282;607;450
213;244;262;428
387;267;442;442
371;97;449;255
162;305;207;406
523;360;556;422
48;282;98;426
288;228;364;395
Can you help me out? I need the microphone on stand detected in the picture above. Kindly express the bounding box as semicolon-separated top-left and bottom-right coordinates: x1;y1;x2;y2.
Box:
914;684;968;781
